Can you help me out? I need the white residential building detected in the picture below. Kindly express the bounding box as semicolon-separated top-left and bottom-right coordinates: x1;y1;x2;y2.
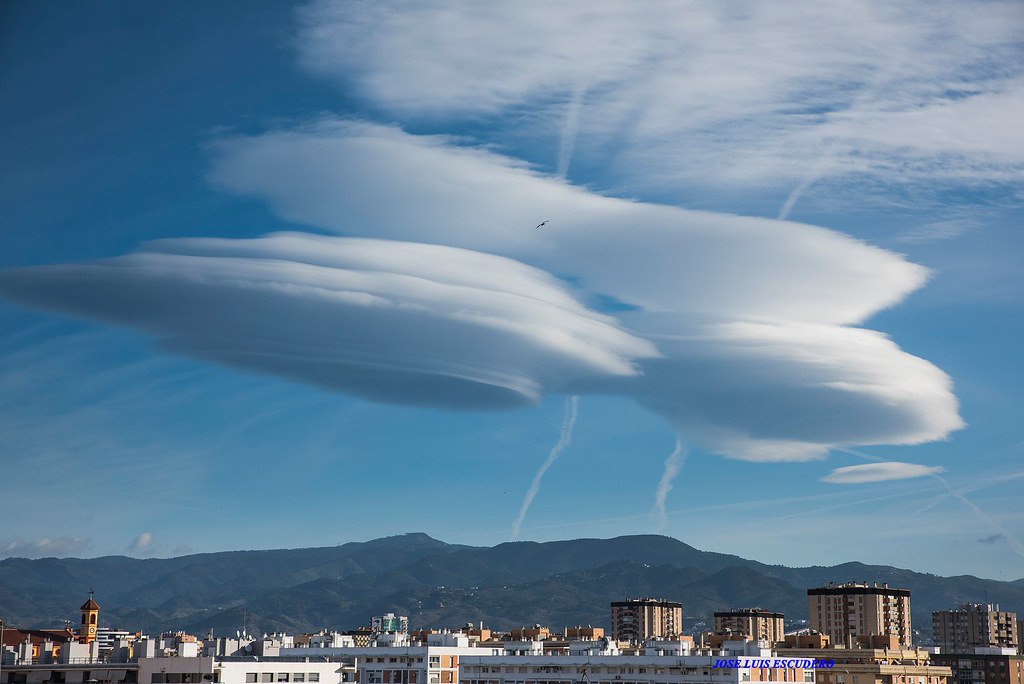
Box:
459;640;816;684
281;631;502;684
137;656;355;684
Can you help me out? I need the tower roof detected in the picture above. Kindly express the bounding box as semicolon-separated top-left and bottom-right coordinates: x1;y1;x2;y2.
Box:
81;598;100;611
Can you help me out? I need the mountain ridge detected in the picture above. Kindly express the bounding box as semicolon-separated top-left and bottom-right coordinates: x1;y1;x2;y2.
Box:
2;533;1021;640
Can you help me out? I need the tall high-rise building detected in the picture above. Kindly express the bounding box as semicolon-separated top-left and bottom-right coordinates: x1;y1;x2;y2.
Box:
932;603;1019;653
714;608;785;643
610;598;683;643
808;582;912;647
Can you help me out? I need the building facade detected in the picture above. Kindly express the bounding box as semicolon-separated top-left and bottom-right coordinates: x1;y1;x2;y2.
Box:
281;632;502;684
778;645;949;684
713;610;785;644
460;639;814;684
808;583;912;648
610;599;683;644
932;605;1019;654
930;652;1024;684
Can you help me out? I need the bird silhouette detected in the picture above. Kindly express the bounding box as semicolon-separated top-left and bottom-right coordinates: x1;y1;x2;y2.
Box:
535;220;549;229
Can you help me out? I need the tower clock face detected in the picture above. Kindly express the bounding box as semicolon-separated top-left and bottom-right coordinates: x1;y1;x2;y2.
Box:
89;626;96;634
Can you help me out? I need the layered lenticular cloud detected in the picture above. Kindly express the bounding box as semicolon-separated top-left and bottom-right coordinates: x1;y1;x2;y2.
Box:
0;1;980;463
0;119;964;461
0;234;655;409
209;121;928;326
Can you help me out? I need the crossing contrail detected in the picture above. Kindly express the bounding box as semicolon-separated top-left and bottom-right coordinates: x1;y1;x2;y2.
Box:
651;438;686;530
556;85;586;180
836;447;1024;559
510;395;580;540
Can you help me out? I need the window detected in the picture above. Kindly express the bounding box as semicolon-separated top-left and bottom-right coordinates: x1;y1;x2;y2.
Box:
263;674;274;683
294;675;305;683
309;675;320;683
278;675;290;682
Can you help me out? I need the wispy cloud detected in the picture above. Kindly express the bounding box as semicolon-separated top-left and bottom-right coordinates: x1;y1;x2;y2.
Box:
1;536;92;559
894;219;982;244
296;0;1024;197
128;531;154;555
822;462;945;484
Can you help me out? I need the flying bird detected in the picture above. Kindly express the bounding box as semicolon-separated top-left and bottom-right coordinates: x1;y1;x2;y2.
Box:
535;220;549;229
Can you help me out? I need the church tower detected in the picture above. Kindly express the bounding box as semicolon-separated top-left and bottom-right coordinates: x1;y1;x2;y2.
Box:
80;592;100;644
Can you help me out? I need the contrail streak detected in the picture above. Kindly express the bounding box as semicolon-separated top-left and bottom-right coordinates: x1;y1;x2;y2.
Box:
778;174;819;220
556;85;586;180
777;141;836;220
510;395;579;540
836;447;1024;559
651;438;686;530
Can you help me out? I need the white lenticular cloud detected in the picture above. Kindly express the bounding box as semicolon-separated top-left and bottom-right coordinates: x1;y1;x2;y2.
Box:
822;462;946;484
205;121;963;461
0;115;966;461
0;234;656;409
209;120;929;326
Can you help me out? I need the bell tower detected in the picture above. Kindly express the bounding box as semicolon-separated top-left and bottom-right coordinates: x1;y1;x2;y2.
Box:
80;590;100;644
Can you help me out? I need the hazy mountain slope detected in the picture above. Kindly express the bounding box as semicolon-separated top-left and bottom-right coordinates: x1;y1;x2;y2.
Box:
2;533;1022;639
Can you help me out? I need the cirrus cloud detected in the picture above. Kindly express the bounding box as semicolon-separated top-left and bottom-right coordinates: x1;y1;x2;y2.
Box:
822;462;946;484
296;0;1024;195
1;536;92;559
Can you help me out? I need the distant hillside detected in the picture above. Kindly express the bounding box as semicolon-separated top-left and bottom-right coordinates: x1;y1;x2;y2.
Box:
2;533;1022;641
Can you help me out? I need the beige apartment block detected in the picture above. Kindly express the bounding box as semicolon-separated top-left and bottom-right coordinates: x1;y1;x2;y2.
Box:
808;582;912;648
932;604;1019;653
611;598;683;644
778;646;950;684
713;609;786;643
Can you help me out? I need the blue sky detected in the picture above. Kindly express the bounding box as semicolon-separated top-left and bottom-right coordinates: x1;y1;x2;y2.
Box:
1;1;1022;580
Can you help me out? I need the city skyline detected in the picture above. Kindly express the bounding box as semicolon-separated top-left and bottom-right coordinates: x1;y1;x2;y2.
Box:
0;1;1022;578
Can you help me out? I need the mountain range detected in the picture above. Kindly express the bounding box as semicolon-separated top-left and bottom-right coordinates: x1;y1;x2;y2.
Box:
1;533;1021;641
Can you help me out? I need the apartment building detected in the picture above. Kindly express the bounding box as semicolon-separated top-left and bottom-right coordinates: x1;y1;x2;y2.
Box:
808;583;912;648
281;631;502;684
778;639;949;684
930;651;1024;684
713;610;785;644
610;599;683;644
461;638;814;684
932;605;1019;654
